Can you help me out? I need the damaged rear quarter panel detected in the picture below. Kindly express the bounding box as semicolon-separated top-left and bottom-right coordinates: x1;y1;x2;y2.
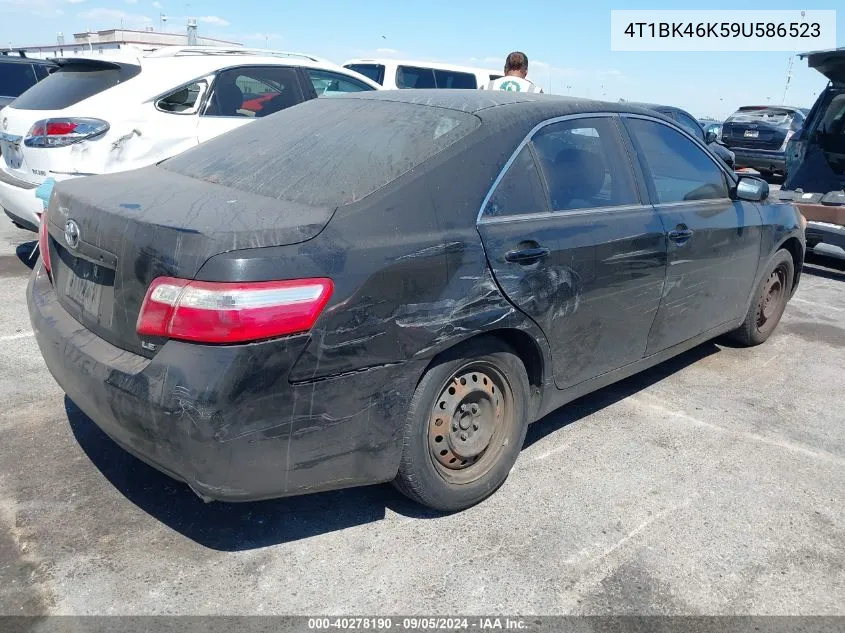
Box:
196;117;554;404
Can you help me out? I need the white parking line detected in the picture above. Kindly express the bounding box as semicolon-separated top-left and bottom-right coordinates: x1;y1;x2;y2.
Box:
0;331;34;342
791;296;843;312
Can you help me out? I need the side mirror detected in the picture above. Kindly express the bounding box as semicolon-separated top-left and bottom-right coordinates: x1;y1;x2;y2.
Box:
705;130;717;144
735;176;769;202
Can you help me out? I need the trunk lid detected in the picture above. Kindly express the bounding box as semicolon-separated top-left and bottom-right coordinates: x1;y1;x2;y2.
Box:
45;166;336;357
803;48;845;87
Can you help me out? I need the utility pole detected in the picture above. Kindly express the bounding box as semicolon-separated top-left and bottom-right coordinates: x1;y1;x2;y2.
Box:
781;54;794;105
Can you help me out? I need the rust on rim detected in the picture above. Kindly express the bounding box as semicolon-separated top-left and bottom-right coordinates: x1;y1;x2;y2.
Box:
428;367;503;472
757;263;788;331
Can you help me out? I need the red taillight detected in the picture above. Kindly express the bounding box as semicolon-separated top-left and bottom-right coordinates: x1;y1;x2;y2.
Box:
136;277;334;344
38;214;51;274
25;118;109;148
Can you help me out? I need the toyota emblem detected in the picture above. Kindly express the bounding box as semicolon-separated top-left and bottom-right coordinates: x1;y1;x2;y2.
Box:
64;220;80;250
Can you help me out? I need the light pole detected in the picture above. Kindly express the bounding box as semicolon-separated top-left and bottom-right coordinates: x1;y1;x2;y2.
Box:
566;84;572;95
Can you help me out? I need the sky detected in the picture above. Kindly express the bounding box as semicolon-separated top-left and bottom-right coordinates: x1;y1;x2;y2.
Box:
0;0;841;119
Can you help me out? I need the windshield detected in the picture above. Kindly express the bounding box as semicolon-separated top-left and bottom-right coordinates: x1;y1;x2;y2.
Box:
727;107;797;127
163;97;480;206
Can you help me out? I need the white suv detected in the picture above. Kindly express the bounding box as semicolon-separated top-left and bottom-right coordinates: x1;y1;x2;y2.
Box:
0;47;379;231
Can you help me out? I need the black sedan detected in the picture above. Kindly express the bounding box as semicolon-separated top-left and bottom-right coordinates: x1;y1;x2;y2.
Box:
29;91;805;511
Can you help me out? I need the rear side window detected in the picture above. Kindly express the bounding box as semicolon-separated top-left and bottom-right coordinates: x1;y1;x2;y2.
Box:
625;118;729;203
205;66;302;118
0;63;38;98
344;64;385;85
484;146;548;217
532;117;639;211
156;81;207;114
396;66;436;89
163;98;480;207
11;62;141;110
433;69;477;89
33;65;52;81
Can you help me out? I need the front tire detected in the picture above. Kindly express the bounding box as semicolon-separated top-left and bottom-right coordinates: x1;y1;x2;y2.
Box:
730;249;794;346
393;338;530;511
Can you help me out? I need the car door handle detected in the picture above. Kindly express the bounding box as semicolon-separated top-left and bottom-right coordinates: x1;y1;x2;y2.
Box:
505;246;551;264
668;229;694;242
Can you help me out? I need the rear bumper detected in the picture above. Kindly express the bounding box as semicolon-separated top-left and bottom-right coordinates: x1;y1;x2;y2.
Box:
730;148;787;173
0;169;42;232
806;221;845;260
28;266;420;502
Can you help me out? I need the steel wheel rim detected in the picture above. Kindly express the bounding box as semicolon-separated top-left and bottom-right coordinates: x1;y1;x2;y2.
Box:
757;264;787;331
428;362;513;484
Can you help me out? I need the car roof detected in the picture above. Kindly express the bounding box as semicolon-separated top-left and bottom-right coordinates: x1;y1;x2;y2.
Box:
0;55;55;66
624;101;697;118
40;49;380;103
335;89;675;122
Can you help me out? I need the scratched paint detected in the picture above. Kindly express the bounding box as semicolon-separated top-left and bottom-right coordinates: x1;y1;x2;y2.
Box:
27;91;806;504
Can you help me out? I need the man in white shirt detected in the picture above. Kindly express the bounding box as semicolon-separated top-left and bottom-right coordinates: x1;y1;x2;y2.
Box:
487;52;544;93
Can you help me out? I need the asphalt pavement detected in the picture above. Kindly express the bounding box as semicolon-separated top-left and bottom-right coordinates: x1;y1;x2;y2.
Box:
0;217;843;616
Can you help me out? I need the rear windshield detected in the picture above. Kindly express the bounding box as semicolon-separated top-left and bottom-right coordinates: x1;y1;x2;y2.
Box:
344;63;385;86
0;62;38;98
12;61;141;110
726;107;798;126
162;97;480;206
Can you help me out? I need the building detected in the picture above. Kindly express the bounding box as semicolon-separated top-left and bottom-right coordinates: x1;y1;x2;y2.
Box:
7;27;242;59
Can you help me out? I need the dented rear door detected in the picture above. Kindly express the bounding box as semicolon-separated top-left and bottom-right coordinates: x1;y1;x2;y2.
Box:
478;115;667;390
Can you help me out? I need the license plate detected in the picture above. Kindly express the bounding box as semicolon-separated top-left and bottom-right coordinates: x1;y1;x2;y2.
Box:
65;268;103;316
743;130;759;138
0;139;23;169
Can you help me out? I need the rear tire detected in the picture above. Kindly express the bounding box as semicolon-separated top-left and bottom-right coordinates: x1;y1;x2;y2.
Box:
393;338;530;512
730;249;794;347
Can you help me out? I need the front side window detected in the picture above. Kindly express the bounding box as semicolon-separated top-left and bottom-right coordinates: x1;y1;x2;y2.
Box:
205;66;301;118
156;81;207;114
396;66;436;89
625;118;729;204
532;117;639;212
307;69;373;97
484;145;548;218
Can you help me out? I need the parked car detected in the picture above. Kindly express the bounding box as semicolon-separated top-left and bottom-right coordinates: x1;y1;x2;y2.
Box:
0;47;379;232
719;105;807;179
29;91;805;511
781;48;845;261
698;118;722;139
629;103;735;168
0;52;55;111
343;58;501;90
